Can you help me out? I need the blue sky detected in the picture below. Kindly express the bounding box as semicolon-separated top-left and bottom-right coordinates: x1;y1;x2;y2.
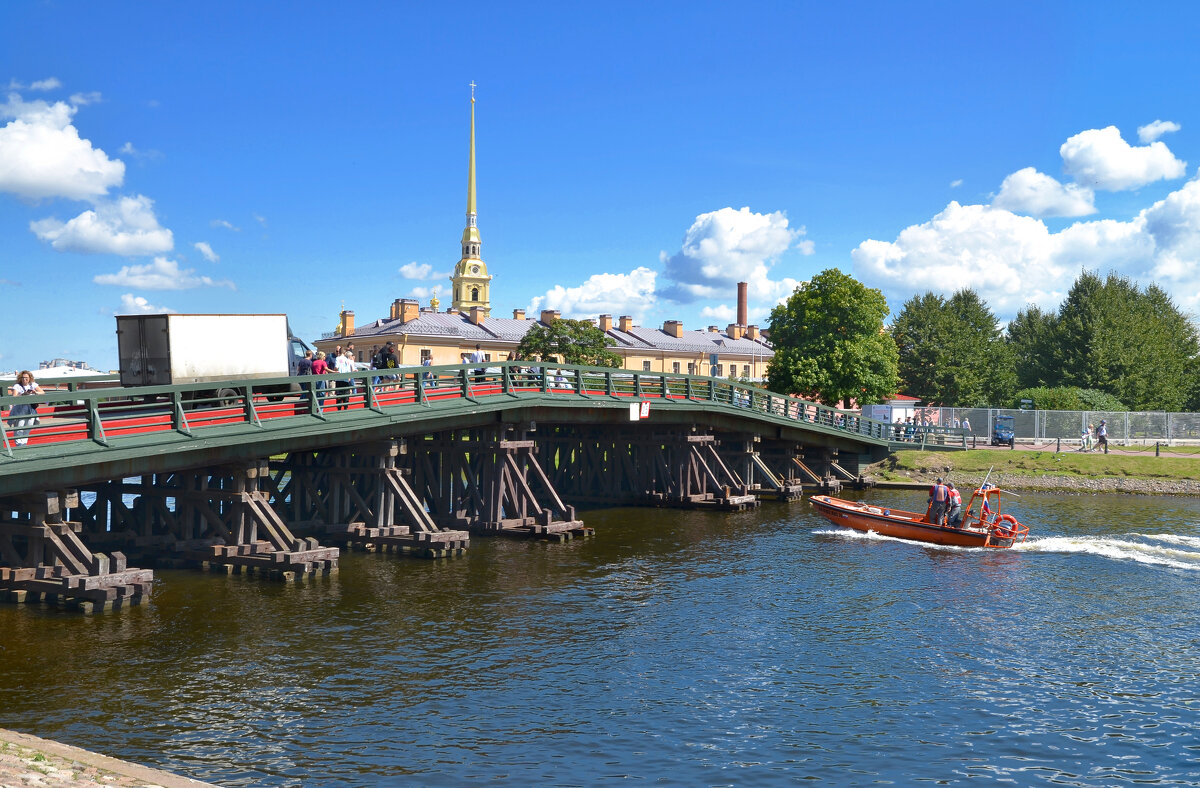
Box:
4;2;1200;371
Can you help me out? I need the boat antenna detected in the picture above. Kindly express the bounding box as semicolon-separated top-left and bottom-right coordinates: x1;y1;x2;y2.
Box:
980;465;995;490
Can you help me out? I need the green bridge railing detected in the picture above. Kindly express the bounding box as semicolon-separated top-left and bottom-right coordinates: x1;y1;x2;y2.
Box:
1;362;940;465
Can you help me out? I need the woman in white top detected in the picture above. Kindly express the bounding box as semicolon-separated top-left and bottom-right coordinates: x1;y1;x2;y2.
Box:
7;370;44;446
334;350;355;410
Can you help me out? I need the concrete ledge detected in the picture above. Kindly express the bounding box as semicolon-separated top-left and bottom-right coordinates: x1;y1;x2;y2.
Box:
0;727;215;787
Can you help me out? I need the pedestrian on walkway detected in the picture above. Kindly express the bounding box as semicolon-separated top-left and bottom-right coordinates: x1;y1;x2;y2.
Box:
6;370;43;446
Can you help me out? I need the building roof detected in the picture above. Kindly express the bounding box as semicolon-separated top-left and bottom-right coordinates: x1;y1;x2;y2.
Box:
337;312;774;358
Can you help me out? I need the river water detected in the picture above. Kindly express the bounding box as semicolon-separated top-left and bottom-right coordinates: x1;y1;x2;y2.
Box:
1;491;1198;786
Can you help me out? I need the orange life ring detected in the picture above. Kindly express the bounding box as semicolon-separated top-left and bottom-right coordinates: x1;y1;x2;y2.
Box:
993;513;1020;538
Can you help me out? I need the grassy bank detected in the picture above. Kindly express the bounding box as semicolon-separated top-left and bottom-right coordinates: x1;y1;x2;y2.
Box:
872;449;1200;484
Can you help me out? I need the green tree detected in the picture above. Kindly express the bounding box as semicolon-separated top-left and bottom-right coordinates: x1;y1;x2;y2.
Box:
1055;272;1198;411
766;268;898;405
890;289;1015;407
517;319;621;367
1006;304;1059;389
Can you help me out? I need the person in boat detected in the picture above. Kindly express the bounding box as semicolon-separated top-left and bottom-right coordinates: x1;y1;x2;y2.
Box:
946;482;964;528
928;477;949;525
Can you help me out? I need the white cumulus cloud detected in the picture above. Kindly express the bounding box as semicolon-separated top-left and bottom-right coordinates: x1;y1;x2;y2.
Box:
1060;126;1186;191
992;167;1096;217
0;93;125;200
529;267;657;319
117;293;175;315
31;194;173;255
660;206;810;305
852;201;1074;318
94;257;234;290
700;304;736;322
399;261;450;280
69;91;102;106
193;241;218;262
1137;120;1181;144
852;171;1200;320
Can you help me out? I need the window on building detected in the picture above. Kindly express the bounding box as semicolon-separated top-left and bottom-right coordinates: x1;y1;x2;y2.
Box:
713;364;723;377
420;349;432;363
642;360;652;371
687;363;696;374
485;354;492;362
743;365;750;378
672;362;681;373
471;287;480;301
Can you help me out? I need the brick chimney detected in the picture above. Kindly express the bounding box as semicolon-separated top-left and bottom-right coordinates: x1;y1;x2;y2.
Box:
469;306;486;325
746;324;760;341
339;309;355;336
664;319;683;338
707;325;719;333
618;315;634;332
727;323;744;340
598;314;613;332
400;299;419;324
737;281;748;327
541;309;560;324
513;308;526;320
389;299;402;320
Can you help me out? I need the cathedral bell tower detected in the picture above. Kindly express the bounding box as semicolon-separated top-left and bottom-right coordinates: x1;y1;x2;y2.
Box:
450;82;492;316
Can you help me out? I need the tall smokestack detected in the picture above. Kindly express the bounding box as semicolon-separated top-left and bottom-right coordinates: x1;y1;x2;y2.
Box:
737;282;748;327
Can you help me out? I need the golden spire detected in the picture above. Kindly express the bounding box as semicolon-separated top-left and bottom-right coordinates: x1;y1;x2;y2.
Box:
451;82;491;317
467;80;476;217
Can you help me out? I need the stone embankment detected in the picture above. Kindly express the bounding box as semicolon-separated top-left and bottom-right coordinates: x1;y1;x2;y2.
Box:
0;728;213;788
866;469;1200;496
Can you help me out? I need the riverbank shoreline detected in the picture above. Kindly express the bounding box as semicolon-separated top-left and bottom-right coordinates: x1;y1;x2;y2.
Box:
866;449;1200;496
0;728;213;787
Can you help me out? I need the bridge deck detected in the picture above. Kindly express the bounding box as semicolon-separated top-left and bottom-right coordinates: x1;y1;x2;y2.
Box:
1;363;962;495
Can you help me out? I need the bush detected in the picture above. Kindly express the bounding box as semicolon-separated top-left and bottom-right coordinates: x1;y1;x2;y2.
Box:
1012;386;1127;412
1075;388;1129;412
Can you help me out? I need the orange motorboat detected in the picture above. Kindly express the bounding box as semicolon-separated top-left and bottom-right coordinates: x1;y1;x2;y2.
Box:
809;483;1029;549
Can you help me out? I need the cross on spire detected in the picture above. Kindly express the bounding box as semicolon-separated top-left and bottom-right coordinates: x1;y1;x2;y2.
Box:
469;80;476;102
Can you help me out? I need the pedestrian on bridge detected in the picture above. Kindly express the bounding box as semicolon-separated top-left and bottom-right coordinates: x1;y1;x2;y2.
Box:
312;351;329;405
335;349;355;410
7;370;44;446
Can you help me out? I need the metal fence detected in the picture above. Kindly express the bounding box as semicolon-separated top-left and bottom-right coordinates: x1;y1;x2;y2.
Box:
908;407;1200;445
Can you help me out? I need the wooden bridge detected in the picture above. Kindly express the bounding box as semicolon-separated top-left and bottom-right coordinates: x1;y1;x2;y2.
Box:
0;363;963;612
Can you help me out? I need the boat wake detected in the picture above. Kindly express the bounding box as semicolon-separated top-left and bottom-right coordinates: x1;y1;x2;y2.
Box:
811;527;977;552
814;527;1200;570
1015;533;1200;571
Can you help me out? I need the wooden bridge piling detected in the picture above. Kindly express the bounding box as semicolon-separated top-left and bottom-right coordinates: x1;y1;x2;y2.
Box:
0;490;152;611
268;441;471;558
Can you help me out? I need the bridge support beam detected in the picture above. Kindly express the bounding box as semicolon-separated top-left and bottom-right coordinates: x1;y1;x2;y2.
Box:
74;462;338;581
267;441;470;558
539;426;759;511
0;491;152;612
408;428;592;541
719;435;804;502
799;448;870;493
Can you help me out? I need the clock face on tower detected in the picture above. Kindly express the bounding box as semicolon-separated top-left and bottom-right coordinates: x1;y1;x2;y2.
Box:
471;265;479;274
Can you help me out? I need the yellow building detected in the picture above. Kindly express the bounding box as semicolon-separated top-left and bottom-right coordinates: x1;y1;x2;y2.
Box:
316;87;774;380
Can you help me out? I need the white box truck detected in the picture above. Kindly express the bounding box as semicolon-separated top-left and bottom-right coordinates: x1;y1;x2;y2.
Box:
116;314;311;400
